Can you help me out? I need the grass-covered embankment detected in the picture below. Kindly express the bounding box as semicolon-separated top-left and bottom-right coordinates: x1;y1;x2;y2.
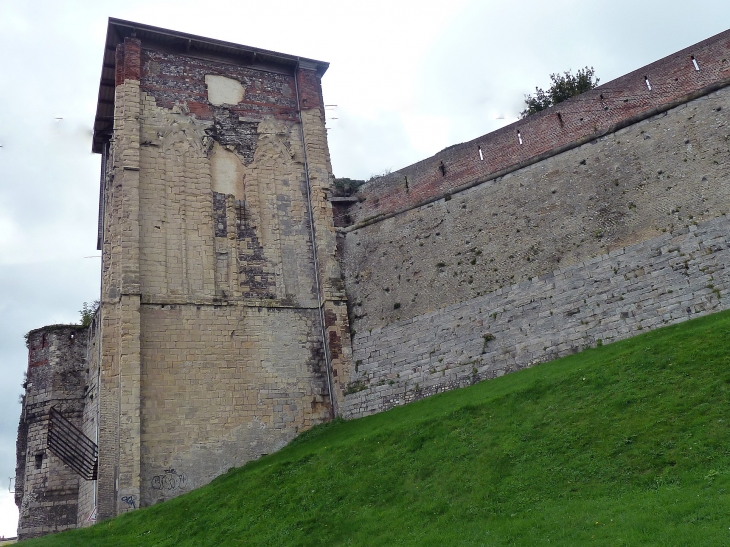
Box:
24;310;730;546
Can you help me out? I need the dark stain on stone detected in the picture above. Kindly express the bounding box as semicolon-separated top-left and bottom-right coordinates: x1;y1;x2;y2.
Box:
213;192;227;237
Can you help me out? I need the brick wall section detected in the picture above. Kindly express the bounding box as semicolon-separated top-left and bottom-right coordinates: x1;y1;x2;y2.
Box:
140;49;299;127
347;29;730;225
343;215;730;418
15;326;88;539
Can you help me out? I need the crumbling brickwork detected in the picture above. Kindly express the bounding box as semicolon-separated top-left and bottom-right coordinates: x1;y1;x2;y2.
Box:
15;326;88;540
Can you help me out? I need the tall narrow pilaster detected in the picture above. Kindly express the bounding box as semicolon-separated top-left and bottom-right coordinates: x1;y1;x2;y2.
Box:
98;36;142;519
297;64;353;414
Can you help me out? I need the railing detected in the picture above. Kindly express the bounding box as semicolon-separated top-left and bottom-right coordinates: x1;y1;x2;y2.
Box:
47;407;98;481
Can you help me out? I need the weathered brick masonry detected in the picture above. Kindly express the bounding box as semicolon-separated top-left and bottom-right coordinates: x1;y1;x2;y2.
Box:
14;19;730;538
346;29;730;225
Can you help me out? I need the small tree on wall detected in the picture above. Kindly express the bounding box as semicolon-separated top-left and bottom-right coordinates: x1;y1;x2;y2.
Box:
520;67;600;118
79;300;100;327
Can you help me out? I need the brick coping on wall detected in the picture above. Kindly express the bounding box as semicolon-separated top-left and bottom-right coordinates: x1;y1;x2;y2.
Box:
342;29;730;229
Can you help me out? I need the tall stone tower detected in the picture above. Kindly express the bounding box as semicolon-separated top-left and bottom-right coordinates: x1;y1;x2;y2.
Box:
88;18;351;520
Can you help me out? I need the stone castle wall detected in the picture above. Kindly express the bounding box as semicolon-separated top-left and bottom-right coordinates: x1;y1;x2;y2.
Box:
342;87;730;337
339;36;730;417
343;215;730;417
15;326;88;539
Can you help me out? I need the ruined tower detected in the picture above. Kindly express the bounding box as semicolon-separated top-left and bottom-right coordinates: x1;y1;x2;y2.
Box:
88;18;352;520
15;326;89;539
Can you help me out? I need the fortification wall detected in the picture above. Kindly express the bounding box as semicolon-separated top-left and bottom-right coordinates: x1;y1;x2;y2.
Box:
346;29;730;227
343;87;730;334
340;32;730;418
343;215;730;417
15;326;88;539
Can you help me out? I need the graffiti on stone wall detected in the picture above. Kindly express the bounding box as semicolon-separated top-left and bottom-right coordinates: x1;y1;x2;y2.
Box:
121;495;137;509
151;468;187;491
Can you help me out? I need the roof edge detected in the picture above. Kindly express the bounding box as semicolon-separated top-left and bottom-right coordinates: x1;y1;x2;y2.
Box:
107;18;329;73
92;18;329;153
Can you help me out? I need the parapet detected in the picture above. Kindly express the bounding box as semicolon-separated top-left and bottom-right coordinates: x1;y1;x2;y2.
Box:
344;29;730;227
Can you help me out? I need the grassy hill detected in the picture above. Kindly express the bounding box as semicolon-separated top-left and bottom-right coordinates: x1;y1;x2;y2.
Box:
24;310;730;546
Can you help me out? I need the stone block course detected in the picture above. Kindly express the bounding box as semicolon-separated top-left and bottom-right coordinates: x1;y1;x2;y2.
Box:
343;214;730;418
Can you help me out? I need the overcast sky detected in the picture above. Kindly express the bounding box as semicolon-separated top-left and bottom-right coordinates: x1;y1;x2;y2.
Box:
0;0;727;537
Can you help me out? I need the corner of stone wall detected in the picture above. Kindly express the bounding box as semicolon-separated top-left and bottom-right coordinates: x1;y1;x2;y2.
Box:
297;66;354;415
97;36;143;521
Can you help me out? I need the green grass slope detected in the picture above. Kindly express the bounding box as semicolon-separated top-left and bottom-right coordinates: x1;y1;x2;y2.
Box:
25;310;730;546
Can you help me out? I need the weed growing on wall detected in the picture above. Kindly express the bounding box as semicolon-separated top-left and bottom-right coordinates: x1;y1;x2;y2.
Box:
521;67;599;118
79;300;100;327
